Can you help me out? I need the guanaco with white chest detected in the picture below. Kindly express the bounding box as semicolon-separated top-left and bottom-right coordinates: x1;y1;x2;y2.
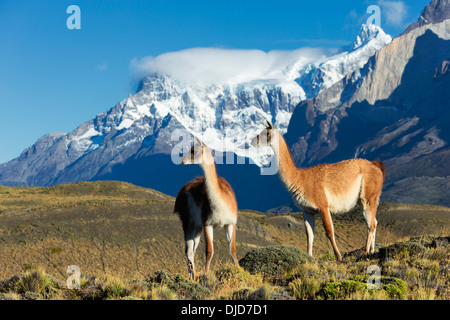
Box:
174;138;239;280
251;121;385;261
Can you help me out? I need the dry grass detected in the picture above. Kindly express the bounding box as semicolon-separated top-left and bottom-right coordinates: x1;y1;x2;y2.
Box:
2;240;448;300
0;181;448;300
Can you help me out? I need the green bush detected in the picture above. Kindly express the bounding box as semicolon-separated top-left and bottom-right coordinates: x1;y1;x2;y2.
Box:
318;275;407;300
239;245;310;276
319;280;367;300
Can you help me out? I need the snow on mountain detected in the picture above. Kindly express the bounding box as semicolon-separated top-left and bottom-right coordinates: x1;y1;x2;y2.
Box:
0;23;392;192
96;24;390;165
296;24;392;98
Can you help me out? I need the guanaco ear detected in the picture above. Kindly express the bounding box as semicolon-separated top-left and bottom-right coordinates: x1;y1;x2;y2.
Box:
193;135;202;146
265;120;273;129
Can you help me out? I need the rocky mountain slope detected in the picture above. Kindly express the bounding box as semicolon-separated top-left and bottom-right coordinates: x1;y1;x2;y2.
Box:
285;6;450;207
404;0;449;34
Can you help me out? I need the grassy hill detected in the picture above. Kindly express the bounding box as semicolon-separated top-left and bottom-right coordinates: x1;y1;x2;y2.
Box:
0;181;448;300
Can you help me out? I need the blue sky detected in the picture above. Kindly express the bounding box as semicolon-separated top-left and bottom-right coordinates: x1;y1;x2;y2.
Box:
0;0;431;164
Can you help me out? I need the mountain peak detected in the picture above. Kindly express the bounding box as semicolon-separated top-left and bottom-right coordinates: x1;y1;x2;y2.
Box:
295;23;391;98
404;0;450;34
350;24;390;51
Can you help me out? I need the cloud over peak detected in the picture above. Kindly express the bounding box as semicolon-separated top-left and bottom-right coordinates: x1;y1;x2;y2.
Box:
130;47;335;86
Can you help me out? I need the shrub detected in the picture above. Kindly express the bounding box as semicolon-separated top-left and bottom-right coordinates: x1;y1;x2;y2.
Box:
78;276;107;300
213;264;264;299
13;267;62;299
410;234;440;247
149;285;178;300
379;241;426;260
121;295;143;300
146;269;211;299
319;280;367;300
239;246;310;276
0;292;21;300
318;275;407;300
409;234;449;248
215;264;262;288
288;276;322;300
104;278;130;299
231;286;268;300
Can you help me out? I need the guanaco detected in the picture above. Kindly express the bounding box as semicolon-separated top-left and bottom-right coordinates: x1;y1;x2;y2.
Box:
174;139;239;279
252;121;385;261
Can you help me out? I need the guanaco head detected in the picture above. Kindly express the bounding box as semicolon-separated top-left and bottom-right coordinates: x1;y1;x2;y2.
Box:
251;120;274;147
181;137;215;165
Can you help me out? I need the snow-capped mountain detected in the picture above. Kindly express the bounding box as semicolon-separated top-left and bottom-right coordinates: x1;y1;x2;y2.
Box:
297;24;391;98
0;23;392;210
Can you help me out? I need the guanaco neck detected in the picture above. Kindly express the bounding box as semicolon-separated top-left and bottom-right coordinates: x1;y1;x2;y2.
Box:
271;130;303;192
199;148;223;204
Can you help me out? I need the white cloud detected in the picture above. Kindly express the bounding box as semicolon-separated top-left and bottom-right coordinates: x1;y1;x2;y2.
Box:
130;47;335;86
378;0;408;26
